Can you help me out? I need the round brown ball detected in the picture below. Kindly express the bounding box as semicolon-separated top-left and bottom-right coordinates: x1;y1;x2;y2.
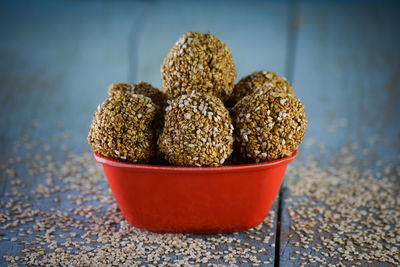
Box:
233;91;307;162
159;91;234;166
88;92;156;163
227;71;294;107
161;31;236;102
108;81;168;136
107;83;133;98
108;81;167;111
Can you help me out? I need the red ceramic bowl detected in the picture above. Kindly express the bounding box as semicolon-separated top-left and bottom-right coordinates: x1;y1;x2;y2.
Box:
94;150;297;234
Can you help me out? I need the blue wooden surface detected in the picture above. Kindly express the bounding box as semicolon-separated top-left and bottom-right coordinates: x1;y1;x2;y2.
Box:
278;2;400;266
136;1;289;88
136;2;290;263
0;0;399;266
0;0;147;264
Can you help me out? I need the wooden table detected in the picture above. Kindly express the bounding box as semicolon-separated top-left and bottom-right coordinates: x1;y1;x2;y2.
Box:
0;0;399;266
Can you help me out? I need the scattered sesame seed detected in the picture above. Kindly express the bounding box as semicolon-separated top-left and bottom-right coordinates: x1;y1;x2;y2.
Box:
283;141;400;266
0;133;278;266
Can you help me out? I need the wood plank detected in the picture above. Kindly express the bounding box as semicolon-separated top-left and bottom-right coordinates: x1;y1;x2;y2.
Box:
0;0;147;152
136;1;290;87
0;0;292;265
279;1;400;266
0;0;146;264
136;1;291;265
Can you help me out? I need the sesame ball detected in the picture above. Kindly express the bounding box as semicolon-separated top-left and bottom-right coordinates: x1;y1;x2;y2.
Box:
88;92;156;163
227;71;294;107
233;92;307;162
161;31;236;102
108;81;168;136
159;92;234;166
108;81;167;111
107;83;132;98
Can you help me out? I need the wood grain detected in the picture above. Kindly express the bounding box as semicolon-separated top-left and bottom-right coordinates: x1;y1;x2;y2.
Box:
135;1;291;265
0;0;399;266
0;0;145;264
136;1;290;87
0;0;291;265
279;1;400;266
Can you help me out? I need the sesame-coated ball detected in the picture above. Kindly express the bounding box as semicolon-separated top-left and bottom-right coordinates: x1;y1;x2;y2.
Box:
108;81;168;136
108;81;167;111
227;71;294;107
107;83;132;98
159;92;234;166
161;31;236;102
88;93;156;163
233;92;307;162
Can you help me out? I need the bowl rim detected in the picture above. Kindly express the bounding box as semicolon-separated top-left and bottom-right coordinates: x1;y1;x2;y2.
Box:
94;150;297;174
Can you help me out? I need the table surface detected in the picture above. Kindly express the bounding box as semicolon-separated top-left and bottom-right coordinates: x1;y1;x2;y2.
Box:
0;0;399;266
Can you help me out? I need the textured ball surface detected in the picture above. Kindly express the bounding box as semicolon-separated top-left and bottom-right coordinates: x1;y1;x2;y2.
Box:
88;93;156;163
227;71;294;107
161;31;236;102
108;81;167;111
159;92;234;166
233;92;307;162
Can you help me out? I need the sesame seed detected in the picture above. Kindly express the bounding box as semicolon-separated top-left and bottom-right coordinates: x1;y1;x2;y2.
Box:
161;31;236;102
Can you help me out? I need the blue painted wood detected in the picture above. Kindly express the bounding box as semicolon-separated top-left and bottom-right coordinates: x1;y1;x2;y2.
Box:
136;1;292;265
0;0;146;264
136;1;290;88
279;1;400;266
0;0;147;153
0;0;399;266
0;0;291;265
290;2;400;161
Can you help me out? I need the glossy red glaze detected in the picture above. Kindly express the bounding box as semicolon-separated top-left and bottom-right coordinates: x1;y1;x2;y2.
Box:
94;150;297;234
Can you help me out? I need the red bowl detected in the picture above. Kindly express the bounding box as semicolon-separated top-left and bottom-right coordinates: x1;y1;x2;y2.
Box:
94;150;297;234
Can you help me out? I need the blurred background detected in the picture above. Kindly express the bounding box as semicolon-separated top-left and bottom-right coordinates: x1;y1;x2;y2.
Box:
0;0;399;161
0;1;399;265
